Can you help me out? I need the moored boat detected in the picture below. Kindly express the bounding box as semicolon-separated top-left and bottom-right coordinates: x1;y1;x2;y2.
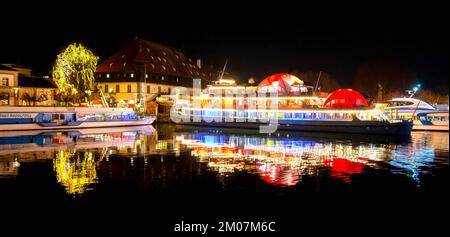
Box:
383;97;449;131
172;74;412;135
0;106;155;131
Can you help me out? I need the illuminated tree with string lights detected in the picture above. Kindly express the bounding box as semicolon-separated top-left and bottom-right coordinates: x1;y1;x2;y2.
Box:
52;43;99;103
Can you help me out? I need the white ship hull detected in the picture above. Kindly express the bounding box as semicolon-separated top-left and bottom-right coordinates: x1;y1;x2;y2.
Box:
0;117;155;131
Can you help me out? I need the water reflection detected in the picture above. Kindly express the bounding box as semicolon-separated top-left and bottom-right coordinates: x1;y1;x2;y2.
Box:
53;150;97;195
176;132;377;185
0;126;156;194
0;125;448;194
173;126;447;187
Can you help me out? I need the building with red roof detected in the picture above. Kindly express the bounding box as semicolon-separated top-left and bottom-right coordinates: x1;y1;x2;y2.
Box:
95;37;216;108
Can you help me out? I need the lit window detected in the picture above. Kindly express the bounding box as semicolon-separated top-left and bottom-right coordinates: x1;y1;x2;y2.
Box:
151;64;155;68
146;48;150;53
163;58;167;63
157;57;161;61
162;51;167;56
182;62;185;66
2;78;8;86
176;78;179;82
162;76;165;81
106;74;110;78
175;55;179;59
162;65;166;70
151;56;155;60
131;73;134;78
123;62;127;67
145;74;148;78
172;67;176;71
121;54;125;58
98;74;102;78
109;62;114;67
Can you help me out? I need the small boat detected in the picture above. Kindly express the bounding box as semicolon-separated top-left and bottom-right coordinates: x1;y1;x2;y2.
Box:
383;98;449;131
0;106;155;131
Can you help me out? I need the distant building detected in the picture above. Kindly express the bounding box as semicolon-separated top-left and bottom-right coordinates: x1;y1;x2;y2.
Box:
95;37;216;108
0;64;57;106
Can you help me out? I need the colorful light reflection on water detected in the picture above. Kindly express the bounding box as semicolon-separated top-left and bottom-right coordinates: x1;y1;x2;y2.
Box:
0;125;448;195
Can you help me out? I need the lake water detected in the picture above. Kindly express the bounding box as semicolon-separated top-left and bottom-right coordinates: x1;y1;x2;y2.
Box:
1;124;447;233
0;124;448;195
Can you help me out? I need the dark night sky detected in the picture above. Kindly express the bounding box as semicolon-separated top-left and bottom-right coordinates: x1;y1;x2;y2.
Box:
1;3;448;91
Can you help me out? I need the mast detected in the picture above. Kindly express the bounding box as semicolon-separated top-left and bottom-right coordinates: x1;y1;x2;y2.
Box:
313;70;322;95
219;59;228;80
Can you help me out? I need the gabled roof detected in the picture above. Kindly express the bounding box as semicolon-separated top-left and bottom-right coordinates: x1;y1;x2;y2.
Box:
0;64;17;71
97;38;213;79
18;76;57;88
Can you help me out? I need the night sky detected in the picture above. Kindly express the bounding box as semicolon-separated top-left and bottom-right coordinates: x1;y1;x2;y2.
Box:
1;3;448;91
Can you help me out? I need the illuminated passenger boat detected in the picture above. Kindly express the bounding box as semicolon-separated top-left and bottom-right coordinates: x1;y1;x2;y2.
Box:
173;74;412;135
0;106;155;131
383;98;449;131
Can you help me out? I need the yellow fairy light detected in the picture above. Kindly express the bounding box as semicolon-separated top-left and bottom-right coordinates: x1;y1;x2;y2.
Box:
52;43;99;96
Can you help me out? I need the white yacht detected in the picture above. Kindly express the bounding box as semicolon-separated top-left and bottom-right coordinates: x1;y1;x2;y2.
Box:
384;98;448;131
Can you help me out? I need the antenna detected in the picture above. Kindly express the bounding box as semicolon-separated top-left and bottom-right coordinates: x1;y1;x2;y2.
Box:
219;59;228;80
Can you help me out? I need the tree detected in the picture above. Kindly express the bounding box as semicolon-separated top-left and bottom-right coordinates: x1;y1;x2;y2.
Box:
52;43;99;101
353;61;416;101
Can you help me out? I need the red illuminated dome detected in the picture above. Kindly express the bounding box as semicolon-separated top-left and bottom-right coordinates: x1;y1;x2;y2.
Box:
258;73;304;95
323;89;368;108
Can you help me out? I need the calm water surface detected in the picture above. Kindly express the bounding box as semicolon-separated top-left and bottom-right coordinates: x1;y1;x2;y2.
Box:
0;124;448;197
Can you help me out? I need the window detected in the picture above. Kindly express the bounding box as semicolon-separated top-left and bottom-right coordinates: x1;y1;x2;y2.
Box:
106;74;110;78
147;85;150;93
1;78;8;86
98;74;102;78
130;73;134;78
127;84;132;93
145;74;148;78
104;85;109;93
158;86;161;94
168;87;171;94
162;65;166;70
161;76;165;81
116;85;120;93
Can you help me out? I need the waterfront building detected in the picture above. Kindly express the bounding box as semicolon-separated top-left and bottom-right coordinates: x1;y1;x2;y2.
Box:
95;37;216;109
0;64;57;106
